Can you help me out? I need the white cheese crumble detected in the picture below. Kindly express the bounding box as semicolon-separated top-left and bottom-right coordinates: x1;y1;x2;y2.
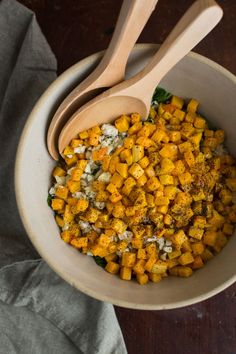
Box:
156;237;165;250
93;201;106;210
78;221;92;233
101;124;118;137
118;231;133;241
72;191;87;199
49;187;56;195
163;246;172;253
98;172;111;183
67;167;75;175
160;253;167;261
74;146;86;154
86;251;93;256
55;176;66;185
62;224;70;231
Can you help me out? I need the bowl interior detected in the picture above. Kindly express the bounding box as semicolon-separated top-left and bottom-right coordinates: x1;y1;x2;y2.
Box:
15;44;236;309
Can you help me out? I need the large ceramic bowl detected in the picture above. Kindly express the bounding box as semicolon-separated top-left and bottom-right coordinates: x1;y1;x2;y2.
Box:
15;44;236;310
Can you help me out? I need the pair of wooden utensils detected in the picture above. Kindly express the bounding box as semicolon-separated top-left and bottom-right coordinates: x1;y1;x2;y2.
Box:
47;0;223;160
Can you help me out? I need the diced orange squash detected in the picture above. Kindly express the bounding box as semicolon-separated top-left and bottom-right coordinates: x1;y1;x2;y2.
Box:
105;261;120;274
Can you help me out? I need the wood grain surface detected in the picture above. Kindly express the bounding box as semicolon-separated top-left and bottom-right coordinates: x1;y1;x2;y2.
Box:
17;1;236;353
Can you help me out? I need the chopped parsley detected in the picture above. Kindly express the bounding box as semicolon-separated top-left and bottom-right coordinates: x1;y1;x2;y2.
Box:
47;194;53;206
152;86;172;105
93;256;107;268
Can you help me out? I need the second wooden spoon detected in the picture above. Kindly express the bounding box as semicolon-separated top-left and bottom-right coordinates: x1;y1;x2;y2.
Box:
59;0;223;154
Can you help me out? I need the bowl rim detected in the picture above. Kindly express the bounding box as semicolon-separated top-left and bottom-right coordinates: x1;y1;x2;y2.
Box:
15;43;236;310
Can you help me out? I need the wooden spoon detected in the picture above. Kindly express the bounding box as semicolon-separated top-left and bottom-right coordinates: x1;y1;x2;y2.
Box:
47;0;158;160
59;0;223;154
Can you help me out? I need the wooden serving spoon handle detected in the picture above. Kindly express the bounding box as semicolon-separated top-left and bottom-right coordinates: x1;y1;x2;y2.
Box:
118;0;223;111
47;0;158;160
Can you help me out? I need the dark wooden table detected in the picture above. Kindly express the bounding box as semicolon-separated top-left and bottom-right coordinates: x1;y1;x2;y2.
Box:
18;1;236;353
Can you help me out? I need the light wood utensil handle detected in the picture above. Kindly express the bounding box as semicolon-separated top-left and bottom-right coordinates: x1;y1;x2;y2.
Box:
118;0;223;104
96;0;158;85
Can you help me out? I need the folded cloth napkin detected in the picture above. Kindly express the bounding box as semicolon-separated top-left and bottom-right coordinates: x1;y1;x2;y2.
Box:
0;1;127;353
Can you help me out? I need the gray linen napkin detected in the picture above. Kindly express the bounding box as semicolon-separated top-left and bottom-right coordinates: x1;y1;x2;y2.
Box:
0;1;127;353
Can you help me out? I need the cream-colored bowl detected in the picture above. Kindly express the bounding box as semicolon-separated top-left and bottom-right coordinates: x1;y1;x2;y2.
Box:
15;44;236;310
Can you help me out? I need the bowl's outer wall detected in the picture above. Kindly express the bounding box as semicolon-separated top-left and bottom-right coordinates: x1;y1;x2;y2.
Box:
15;44;236;310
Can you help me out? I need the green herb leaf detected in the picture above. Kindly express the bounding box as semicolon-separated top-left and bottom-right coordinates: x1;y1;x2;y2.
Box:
93;256;107;268
92;166;100;176
47;194;53;206
152;86;172;104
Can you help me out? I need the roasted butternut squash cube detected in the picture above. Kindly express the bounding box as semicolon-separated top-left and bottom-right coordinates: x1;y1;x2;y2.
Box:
55;186;68;200
194;116;206;129
116;163;128;178
111;218;127;234
52;166;66;177
70;237;88;249
129;163;144;179
115;115;130;132
83;207;100;223
203;231;217;246
102;155;111;172
184;151;195;167
191;242;205;255
128;122;142;135
146;193;155;208
112;202;125;218
178;172;192;185
119;249;135;266
146;176;160;191
61;230;71;243
178;141;193;154
159;174;174;185
168;250;181;259
64;154;78;166
133;259;146;274
191;256;204;269
144;257;157;272
187;99;199;113
109;191;122;203
132;145;144;162
145;165;155;178
131;238;143;249
149;273;162;283
139;156;150;169
79;130;89;139
110;172;124;188
120;266;132;280
172;230;187;250
189;227;204;240
136;273;149;285
51;198;65;211
178;266;193;277
71;168;83;181
159;144;178;159
178;252;194;266
137;174;147;186
131;113;141;124
152;260;167;274
105;261;120;274
137;249;147;260
171;95;184;109
173;109;185;121
67;180;80;193
159;158;175;174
